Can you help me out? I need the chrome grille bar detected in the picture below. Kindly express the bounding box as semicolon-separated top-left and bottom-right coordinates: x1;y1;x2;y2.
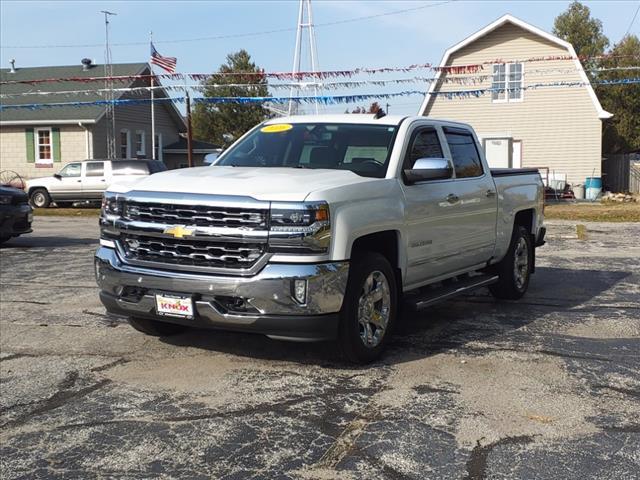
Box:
120;234;266;270
124;202;267;229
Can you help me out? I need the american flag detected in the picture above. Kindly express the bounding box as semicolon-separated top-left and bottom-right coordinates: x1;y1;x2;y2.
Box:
150;43;177;73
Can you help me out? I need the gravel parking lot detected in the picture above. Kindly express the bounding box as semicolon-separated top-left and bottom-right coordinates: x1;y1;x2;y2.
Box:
1;217;639;479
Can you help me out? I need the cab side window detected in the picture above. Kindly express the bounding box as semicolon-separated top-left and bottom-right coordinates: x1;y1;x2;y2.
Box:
405;128;444;169
444;128;484;178
59;163;81;177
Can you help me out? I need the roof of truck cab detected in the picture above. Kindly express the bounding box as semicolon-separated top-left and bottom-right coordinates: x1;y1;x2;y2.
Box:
262;115;474;129
263;114;409;126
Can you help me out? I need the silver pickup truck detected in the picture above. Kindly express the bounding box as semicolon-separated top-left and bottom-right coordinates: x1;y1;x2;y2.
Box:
95;115;545;363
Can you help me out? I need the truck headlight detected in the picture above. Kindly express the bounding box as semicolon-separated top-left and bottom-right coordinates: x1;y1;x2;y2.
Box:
101;192;121;217
268;202;330;254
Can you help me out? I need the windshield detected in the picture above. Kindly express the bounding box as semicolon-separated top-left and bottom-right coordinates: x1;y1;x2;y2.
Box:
216;123;398;178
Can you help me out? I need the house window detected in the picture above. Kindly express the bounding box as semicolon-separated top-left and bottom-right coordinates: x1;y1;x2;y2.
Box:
35;128;53;164
120;130;131;158
135;130;146;157
492;63;523;102
154;133;163;161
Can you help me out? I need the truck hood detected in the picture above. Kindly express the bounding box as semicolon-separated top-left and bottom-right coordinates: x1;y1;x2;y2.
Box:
111;166;374;201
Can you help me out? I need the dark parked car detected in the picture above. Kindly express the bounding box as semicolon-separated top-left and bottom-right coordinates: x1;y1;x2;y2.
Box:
0;186;33;244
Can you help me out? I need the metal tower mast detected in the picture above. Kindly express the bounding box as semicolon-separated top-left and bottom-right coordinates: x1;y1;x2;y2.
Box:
288;0;321;115
101;10;117;159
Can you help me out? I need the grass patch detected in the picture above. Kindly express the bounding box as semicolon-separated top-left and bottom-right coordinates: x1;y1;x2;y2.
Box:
545;202;640;222
33;207;100;217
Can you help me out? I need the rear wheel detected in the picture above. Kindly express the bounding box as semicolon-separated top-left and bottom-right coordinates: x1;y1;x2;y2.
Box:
338;252;397;364
0;235;11;245
128;317;189;336
30;188;50;208
489;225;533;300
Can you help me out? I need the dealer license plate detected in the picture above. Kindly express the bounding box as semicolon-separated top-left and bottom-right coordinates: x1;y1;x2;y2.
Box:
155;294;194;318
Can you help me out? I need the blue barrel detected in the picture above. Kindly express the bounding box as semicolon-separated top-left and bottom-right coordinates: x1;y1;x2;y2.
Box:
585;177;602;200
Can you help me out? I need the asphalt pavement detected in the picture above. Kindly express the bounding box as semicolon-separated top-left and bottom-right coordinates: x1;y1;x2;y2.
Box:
1;216;638;479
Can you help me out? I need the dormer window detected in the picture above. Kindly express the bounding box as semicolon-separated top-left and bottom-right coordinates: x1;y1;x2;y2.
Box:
492;63;523;102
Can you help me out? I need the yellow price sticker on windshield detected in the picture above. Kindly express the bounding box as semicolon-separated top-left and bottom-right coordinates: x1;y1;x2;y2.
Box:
261;124;293;133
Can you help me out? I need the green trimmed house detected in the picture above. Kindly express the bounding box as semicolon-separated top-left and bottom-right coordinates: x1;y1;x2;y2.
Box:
0;61;186;179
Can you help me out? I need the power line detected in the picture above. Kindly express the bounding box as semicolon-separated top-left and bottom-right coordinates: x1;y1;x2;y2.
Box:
1;0;455;50
624;2;640;37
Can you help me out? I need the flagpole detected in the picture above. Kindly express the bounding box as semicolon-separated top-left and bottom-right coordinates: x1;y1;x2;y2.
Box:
150;31;156;160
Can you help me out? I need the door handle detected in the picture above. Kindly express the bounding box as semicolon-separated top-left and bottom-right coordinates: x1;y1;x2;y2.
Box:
486;189;496;197
77;180;81;183
100;179;106;182
446;193;459;204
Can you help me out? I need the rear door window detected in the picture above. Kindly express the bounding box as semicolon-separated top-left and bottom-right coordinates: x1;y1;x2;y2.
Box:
444;128;484;178
85;162;105;177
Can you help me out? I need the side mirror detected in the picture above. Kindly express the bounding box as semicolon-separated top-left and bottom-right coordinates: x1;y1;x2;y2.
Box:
404;158;452;184
53;173;62;180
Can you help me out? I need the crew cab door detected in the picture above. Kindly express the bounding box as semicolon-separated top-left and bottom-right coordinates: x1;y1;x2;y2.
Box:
400;124;461;285
440;126;497;270
51;162;82;200
81;161;108;200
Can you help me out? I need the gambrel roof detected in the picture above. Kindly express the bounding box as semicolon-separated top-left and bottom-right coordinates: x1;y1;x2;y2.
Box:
419;14;612;119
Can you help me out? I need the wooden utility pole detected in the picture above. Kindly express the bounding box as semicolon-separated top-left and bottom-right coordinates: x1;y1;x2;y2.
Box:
186;91;193;167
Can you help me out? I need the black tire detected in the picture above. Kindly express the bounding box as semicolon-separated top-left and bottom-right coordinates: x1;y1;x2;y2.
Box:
30;188;51;208
128;317;189;336
338;252;397;364
489;225;533;300
0;235;11;245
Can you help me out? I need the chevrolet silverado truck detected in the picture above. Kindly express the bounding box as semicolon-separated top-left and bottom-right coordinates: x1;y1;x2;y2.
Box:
95;115;545;363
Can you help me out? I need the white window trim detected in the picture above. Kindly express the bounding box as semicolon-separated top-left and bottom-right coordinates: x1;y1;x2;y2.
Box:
491;63;524;103
120;129;131;158
34;127;53;164
135;130;146;157
155;133;163;161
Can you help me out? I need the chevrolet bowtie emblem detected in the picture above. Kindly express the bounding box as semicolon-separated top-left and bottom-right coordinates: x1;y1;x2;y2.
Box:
163;225;195;239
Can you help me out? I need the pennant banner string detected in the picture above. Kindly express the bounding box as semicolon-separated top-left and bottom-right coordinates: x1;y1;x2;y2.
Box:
2;54;639;86
3;67;639;99
1;78;639;111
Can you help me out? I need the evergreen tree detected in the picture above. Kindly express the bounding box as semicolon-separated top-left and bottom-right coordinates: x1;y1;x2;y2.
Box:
192;50;269;146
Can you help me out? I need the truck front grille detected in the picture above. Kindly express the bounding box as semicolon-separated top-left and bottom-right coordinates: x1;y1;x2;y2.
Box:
123;201;267;229
120;234;265;270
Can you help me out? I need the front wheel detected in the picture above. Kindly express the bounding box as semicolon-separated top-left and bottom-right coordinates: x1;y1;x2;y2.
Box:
338;252;397;364
128;317;189;336
489;225;533;300
30;188;51;208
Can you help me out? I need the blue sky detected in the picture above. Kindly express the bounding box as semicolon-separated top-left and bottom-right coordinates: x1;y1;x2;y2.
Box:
1;0;637;114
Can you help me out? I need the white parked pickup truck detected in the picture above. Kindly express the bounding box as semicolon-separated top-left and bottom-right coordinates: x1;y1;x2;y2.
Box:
96;115;545;363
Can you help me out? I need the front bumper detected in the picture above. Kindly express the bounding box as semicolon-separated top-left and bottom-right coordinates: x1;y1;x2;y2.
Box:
0;204;33;238
95;246;348;341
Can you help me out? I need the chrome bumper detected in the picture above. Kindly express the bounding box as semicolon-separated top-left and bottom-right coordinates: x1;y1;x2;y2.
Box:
95;247;348;341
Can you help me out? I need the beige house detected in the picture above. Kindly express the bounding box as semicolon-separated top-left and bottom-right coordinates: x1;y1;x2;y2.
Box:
0;62;186;179
421;14;612;186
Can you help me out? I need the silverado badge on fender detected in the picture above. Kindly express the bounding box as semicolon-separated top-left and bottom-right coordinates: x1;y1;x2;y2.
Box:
163;225;195;239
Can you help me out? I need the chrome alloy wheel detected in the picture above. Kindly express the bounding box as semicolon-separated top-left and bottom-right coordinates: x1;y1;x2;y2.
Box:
513;237;529;289
358;270;391;348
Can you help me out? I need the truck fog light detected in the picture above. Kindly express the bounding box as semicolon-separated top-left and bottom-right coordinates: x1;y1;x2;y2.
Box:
293;279;307;304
